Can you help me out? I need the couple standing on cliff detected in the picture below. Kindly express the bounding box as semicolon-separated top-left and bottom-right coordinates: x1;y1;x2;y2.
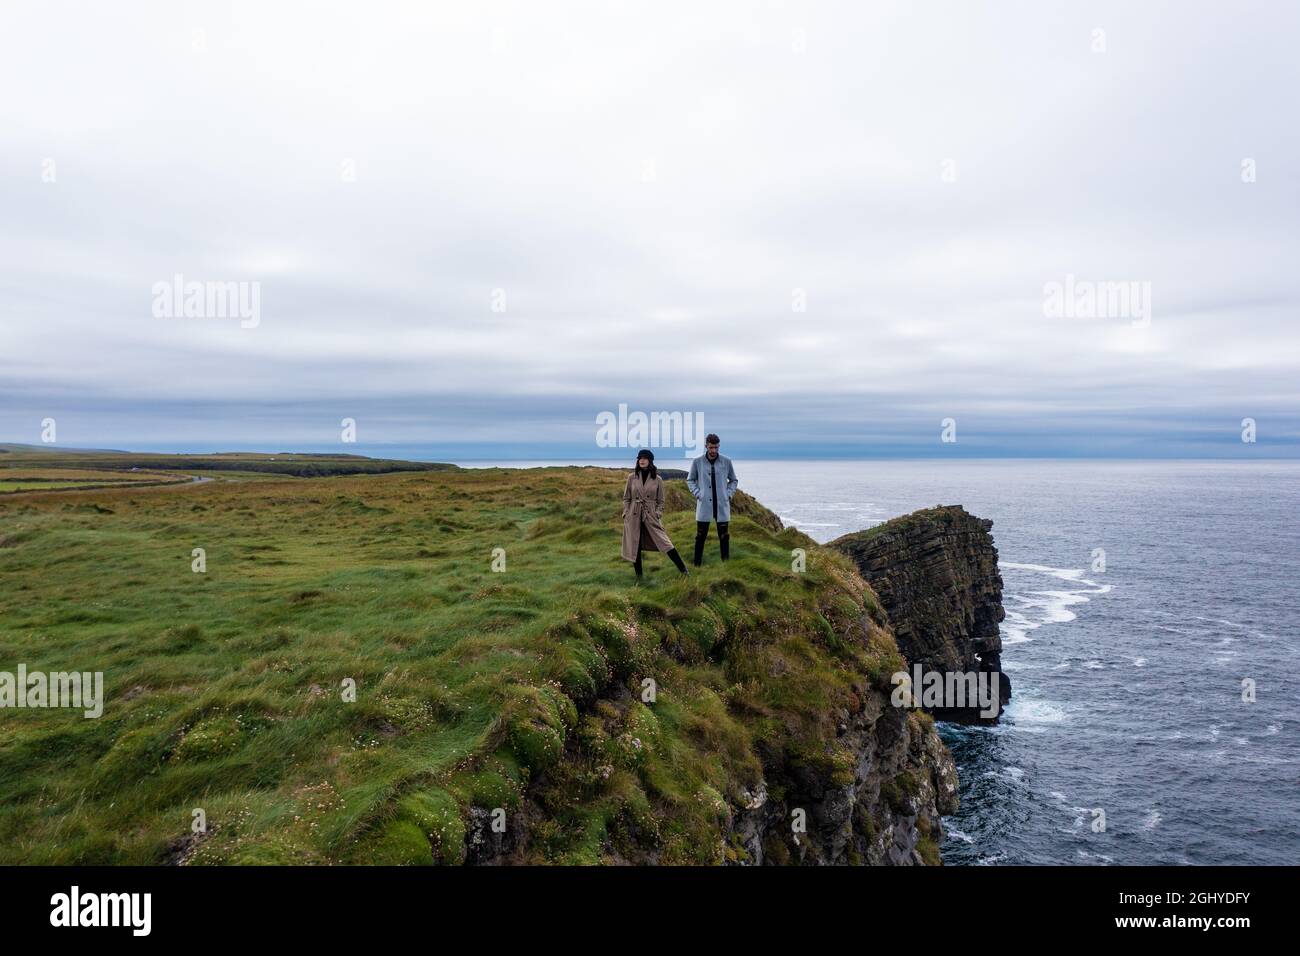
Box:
620;433;739;579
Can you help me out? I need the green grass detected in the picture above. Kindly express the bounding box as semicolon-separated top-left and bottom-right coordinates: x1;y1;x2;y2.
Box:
0;464;914;864
0;447;456;480
0;466;193;494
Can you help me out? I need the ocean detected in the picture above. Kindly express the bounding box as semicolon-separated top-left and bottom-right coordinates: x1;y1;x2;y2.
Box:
458;458;1300;865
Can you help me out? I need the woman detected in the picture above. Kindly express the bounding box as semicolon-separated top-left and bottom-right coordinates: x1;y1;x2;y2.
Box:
621;449;689;578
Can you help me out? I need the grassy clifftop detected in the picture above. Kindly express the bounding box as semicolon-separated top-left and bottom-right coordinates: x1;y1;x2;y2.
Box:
0;465;954;864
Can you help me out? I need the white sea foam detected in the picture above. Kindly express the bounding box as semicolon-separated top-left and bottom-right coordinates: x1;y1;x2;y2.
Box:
1006;697;1067;726
1002;562;1112;594
997;563;1110;644
1003;562;1085;579
1001;607;1037;645
1194;616;1247;629
1142;809;1163;830
1077;850;1114;864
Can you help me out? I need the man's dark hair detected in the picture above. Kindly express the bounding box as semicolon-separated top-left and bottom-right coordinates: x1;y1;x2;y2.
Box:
705;433;720;445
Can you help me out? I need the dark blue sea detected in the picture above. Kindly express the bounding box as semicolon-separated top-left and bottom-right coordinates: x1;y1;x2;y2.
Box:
732;458;1300;866
458;458;1300;865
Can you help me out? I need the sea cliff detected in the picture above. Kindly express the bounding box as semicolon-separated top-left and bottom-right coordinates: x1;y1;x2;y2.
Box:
831;506;1010;723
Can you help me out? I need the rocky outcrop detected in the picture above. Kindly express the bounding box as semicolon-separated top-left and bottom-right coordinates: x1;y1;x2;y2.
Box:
477;664;959;867
831;506;1009;723
464;507;959;865
727;698;958;865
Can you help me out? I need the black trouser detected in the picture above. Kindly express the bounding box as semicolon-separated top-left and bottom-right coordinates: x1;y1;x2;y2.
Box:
634;522;687;576
693;520;729;565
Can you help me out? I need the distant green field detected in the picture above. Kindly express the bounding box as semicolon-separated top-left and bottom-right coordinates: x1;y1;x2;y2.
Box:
0;446;457;482
0;480;148;492
0;466;191;495
0;464;919;864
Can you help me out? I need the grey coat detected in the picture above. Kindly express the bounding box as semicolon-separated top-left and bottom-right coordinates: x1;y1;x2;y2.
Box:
687;453;738;523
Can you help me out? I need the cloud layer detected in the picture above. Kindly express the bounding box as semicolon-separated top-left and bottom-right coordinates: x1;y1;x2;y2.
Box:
2;0;1297;456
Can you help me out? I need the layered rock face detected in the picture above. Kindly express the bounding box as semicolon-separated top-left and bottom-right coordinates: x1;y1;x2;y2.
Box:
470;681;959;867
831;506;1010;723
728;695;958;865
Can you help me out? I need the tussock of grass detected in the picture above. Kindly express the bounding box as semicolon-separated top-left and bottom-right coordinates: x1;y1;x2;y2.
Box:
0;466;908;864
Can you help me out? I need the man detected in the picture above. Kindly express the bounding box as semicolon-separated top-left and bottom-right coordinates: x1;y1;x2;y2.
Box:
687;433;739;566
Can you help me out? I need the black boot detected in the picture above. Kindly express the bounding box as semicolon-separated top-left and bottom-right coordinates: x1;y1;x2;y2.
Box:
666;548;688;575
718;522;730;561
633;554;643;579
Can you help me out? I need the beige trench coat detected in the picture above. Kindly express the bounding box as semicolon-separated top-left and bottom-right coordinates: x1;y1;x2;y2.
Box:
621;473;675;561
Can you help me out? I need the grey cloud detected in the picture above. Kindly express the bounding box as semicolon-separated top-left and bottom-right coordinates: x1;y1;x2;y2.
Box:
1;0;1297;455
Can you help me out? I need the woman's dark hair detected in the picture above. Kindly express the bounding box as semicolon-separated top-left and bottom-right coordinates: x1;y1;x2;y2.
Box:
634;448;657;481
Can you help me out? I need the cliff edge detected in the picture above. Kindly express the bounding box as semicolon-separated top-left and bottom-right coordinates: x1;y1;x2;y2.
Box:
831;506;1010;723
468;481;959;865
2;467;965;865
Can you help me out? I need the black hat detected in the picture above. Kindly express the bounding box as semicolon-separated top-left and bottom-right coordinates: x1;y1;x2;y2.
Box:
636;448;655;461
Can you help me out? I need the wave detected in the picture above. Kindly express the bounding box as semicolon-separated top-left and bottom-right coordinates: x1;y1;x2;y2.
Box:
1005;697;1067;728
1002;562;1113;594
945;826;975;844
999;562;1110;644
1077;850;1114;864
1193;616;1248;629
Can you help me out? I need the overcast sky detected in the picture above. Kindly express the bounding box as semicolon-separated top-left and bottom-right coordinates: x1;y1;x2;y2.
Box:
1;0;1297;458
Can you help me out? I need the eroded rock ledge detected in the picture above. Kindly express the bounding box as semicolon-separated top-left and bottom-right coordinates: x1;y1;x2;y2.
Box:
831;506;1010;724
727;689;959;865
